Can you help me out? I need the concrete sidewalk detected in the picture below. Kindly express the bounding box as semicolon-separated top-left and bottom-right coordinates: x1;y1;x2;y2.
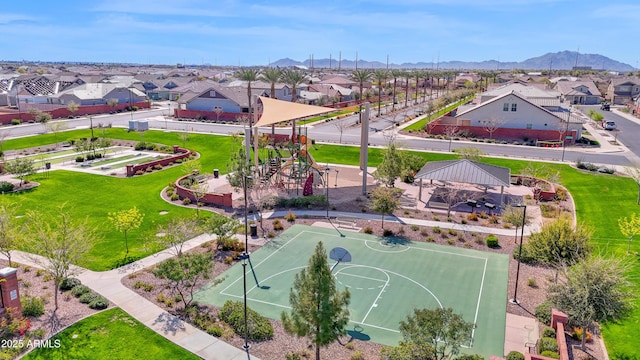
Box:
11;234;259;360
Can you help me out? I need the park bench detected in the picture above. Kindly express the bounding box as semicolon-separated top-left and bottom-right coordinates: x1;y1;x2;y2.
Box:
80;162;93;168
427;201;449;210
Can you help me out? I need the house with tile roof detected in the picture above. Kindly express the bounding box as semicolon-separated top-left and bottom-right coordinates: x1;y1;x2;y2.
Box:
606;77;640;105
554;80;602;105
176;82;267;116
429;90;583;144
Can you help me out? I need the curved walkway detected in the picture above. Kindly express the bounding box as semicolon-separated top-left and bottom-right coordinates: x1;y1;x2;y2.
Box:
8;209;533;360
11;234;258;360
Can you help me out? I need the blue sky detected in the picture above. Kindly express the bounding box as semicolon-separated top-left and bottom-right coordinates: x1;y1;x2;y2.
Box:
0;0;638;67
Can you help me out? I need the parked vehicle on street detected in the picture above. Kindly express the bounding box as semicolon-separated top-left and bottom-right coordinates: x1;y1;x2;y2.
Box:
603;120;616;130
601;103;610;111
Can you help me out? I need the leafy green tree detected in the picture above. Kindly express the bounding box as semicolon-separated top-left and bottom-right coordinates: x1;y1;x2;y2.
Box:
281;242;350;360
618;213;640;254
156;216;202;256
502;204;532;244
0;200;26;267
547;256;634;349
524;214;592;269
374;142;403;186
27;205;96;312
108;206;144;257
454;147;486;161
381;307;474;360
153;252;216;309
4;157;35;186
370;187;400;229
226;135;254;191
209;214;240;242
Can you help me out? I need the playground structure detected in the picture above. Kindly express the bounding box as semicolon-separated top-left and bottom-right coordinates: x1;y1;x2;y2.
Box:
244;97;371;199
254;128;329;196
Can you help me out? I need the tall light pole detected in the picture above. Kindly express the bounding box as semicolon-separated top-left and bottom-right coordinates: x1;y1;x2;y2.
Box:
325;166;331;219
241;172;252;353
510;204;527;305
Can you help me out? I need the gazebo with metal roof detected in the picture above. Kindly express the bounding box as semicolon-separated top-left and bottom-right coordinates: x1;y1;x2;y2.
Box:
415;159;511;207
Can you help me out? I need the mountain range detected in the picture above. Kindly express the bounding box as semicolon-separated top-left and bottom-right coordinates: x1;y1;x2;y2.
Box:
269;51;636;72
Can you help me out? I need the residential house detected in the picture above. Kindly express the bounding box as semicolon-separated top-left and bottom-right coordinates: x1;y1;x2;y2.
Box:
54;83;148;107
177;82;267;114
306;84;354;104
554;80;602;105
432;90;583;143
606;77;640;105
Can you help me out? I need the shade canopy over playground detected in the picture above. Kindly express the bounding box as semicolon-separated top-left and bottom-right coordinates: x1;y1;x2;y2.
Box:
254;96;335;127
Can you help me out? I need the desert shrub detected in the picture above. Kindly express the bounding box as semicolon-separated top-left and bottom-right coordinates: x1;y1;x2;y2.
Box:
71;285;91;297
22;296;45;317
153;164;163;170
88;296;109;310
447;229;458;236
170;193;180;201
432;226;441;234
540;351;559;359
224;256;233;265
350;350;364;360
486;234;499;248
382;229;393;237
219;300;273;341
78;291;100;304
182;197;191;205
538;337;559;353
133;281;155;292
527;278;538;287
506;351;524;360
284;210;296;222
571;327;593;343
60;278;81;291
86;153;95;161
146;166;153;172
0;181;14;192
420;229;429;236
425;236;435;242
75;156;85;162
134;142;147;151
542;326;556;338
488;214;500;224
135;170;144;176
363;227;373;234
11;119;21;125
410;225;419;231
555;187;568;201
513;244;535;263
478;211;489;219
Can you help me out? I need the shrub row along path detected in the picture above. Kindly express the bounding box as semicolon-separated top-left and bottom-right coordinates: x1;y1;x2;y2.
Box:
8;206;538;360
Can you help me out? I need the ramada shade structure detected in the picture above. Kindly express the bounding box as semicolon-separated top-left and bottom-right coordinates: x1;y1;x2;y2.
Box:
415;159;511;205
253;96;335;127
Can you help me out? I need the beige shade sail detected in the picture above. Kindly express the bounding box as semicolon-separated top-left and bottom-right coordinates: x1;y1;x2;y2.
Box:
254;96;335;127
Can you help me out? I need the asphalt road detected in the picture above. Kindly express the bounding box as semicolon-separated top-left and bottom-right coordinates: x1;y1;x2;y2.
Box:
1;104;636;168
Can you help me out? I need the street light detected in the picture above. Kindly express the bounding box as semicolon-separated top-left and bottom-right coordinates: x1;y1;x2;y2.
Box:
325;166;331;219
510;204;527;305
241;172;253;353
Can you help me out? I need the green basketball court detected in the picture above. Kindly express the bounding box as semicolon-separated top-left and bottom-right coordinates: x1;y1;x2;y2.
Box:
194;224;509;357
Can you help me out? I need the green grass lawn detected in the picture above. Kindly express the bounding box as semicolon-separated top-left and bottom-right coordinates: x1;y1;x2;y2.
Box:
23;308;200;360
5;130;640;358
403;96;475;131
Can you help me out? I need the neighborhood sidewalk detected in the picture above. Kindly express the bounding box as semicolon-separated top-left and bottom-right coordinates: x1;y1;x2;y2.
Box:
10;234;260;360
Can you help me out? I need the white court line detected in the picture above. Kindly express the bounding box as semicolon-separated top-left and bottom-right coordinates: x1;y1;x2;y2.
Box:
338;272;388;283
470;257;488;347
218;231;305;295
361;280;389;323
302;230;489;260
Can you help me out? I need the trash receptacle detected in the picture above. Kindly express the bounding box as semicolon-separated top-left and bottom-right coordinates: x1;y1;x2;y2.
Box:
45;162;51;170
249;223;257;237
213;169;219;178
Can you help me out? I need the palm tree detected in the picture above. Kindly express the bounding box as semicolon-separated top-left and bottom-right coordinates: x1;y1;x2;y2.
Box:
259;68;283;145
236;68;260;126
281;69;306;141
403;70;411;108
260;68;283;99
413;70;424;104
373;69;389;116
351;69;373;104
391;69;403;111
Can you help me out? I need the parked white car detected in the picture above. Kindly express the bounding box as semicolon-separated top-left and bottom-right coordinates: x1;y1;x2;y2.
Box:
603;121;616;130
